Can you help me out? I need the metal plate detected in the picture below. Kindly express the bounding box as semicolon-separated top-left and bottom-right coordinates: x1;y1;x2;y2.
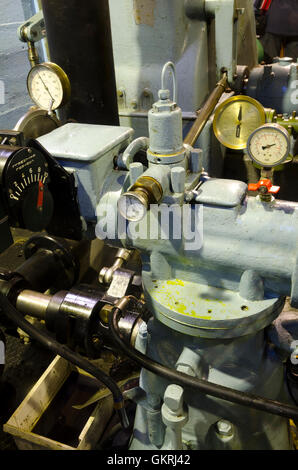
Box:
143;275;284;338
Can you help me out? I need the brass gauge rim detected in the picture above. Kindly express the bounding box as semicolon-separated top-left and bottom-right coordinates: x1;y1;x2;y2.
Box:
213;95;266;150
27;62;71;111
14;107;61;140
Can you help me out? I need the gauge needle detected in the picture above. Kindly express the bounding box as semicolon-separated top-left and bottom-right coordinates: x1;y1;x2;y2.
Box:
37;180;44;211
236;105;242;138
38;72;54;103
262;143;276;150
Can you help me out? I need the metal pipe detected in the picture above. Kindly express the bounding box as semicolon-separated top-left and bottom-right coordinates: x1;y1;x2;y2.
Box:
109;306;298;422
16;290;51;319
41;0;119;125
16;249;65;293
184;73;228;146
118;137;149;170
0;293;129;429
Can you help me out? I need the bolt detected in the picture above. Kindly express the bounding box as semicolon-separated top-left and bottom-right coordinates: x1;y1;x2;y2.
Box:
164;384;184;413
99;304;113;324
184;191;194;202
98;266;109;284
158;89;170;101
143;88;151;98
216;419;233;437
138;321;148;339
92;335;101;347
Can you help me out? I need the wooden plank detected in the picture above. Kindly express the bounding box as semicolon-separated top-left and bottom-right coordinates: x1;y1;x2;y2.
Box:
4;356;70;431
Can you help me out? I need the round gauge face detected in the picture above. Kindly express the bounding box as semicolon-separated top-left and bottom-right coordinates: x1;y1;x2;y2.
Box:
27;62;70;111
118;193;147;222
2;147;54;230
213;95;266;150
247;123;290;167
14;108;61;140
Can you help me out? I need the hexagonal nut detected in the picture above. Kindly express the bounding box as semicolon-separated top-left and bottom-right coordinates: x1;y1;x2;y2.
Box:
153;101;177;112
158;89;170;100
216;419;233;437
164;384;184;413
99;304;114;324
132;176;163;204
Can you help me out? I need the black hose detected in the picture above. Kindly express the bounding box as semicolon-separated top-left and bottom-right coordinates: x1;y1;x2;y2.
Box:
0;293;129;429
109;307;298;421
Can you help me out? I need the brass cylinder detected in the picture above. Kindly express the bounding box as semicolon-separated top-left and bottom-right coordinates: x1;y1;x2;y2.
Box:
184;73;228;147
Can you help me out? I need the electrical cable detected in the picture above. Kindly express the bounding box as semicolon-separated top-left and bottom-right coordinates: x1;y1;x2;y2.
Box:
0;293;129;429
109;306;298;421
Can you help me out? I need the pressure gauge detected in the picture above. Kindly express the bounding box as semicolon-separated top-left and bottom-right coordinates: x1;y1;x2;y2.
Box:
27;62;71;111
246;123;291;167
0;146;54;231
213;95;266;150
14;107;61;140
118;191;148;222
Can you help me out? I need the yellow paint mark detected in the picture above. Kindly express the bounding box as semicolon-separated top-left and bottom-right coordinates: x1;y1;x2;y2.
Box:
166;280;184;286
176;303;187;314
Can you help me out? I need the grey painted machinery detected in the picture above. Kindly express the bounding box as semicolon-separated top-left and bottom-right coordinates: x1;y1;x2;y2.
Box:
32;63;298;449
1;0;298;452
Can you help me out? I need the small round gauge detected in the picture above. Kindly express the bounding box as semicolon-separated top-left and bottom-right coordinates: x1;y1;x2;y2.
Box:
118;191;148;222
27;62;71;111
213;95;266;150
247;123;291;167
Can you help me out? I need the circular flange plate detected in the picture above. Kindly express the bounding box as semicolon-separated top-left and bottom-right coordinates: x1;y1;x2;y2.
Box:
143;275;284;338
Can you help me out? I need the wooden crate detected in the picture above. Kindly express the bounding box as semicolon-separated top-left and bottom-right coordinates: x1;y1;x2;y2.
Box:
3;355;114;450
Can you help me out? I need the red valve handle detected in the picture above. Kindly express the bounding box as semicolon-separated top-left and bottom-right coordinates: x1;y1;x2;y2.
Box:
248;179;280;194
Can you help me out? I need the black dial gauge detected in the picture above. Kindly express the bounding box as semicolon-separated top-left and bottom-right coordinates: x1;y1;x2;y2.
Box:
0;146;54;231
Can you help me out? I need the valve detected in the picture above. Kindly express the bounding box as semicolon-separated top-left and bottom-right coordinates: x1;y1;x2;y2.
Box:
248;179;280;202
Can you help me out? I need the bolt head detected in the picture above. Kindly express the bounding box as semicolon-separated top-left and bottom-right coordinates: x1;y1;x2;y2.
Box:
216;419;233;436
164;384;184;412
158;89;170;100
98;267;108;284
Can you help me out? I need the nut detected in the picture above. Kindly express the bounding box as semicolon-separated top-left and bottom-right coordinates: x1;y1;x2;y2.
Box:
164;384;184;413
99;304;114;324
216;419;233;437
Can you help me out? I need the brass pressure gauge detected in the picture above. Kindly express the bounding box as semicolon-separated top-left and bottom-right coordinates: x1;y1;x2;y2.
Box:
118;190;149;222
213;95;266;150
246;123;291;167
27;62;71;111
118;176;163;222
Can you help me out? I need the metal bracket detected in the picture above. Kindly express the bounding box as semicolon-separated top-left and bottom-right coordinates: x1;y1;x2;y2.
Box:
18;10;46;43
